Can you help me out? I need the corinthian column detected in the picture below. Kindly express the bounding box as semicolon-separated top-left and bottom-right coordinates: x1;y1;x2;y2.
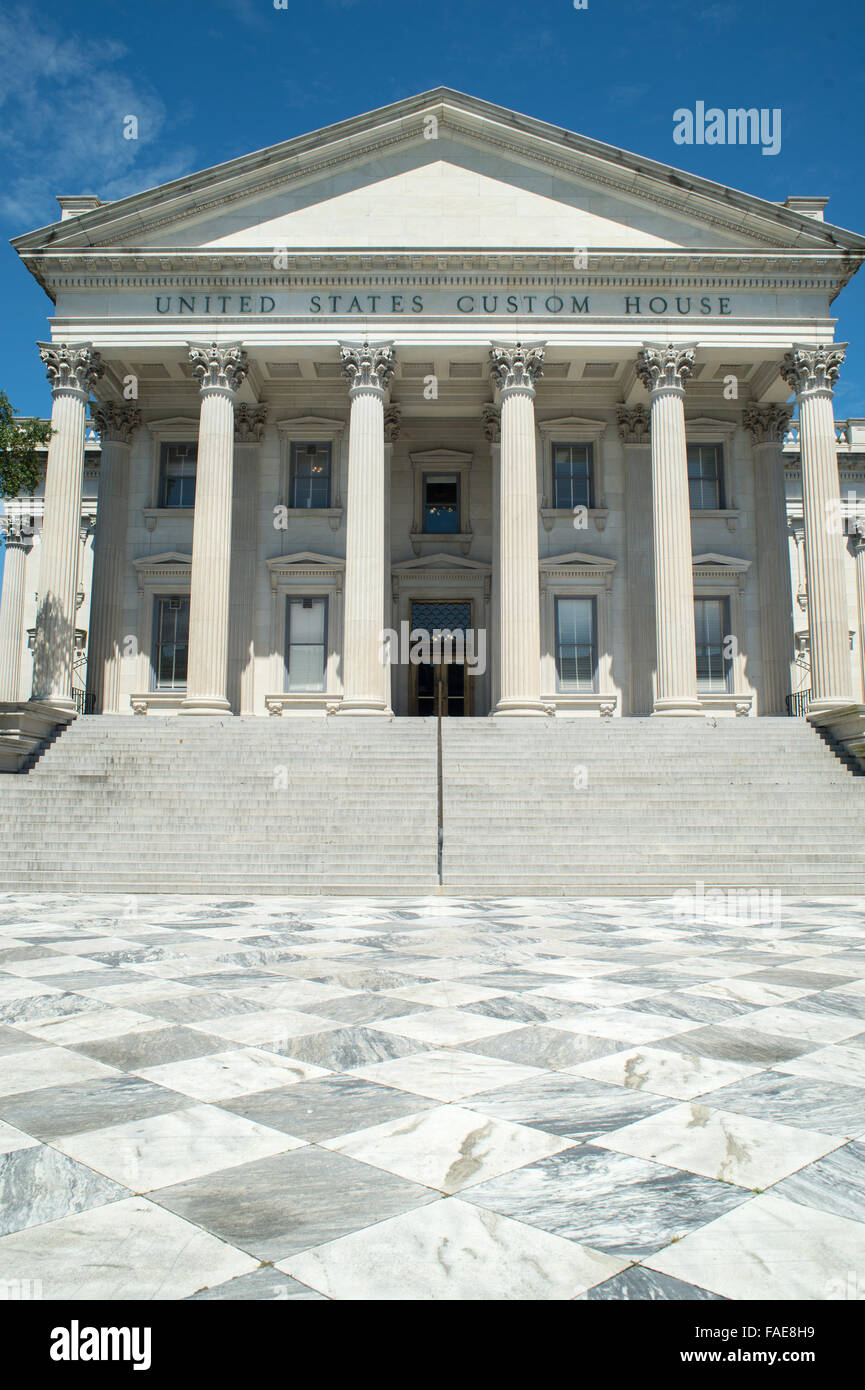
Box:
86;401;140;713
637;343;701;716
780;344;852;710
744;403;795;714
229;404;267;716
336;341;395;715
0;522;33;701
32;342;104;707
490;341;546;716
180;343;249;716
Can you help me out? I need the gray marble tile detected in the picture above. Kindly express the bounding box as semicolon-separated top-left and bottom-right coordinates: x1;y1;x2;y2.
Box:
581;1266;726;1300
785;991;865;1021
0;1026;44;1057
188;1268;327;1300
0;1144;128;1235
464;1026;620;1070
626;993;753;1024
455;994;586;1024
698;1073;865;1138
130;992;266;1024
152;1146;438;1261
770;1141;865;1224
260;1025;430;1070
464;1145;749;1257
221;1074;437;1140
0;992;105;1026
741;968;857;991
469;1072;673;1141
660;1025;814;1066
0;1074;189;1140
68;1026;229;1071
304;993;432;1026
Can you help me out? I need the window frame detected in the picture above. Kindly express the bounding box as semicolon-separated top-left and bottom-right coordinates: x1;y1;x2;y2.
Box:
554;594;599;693
421;471;461;535
687;442;725;512
694;595;732;693
288;441;333;510
284;594;329;693
538;416;608;532
151;594;190;691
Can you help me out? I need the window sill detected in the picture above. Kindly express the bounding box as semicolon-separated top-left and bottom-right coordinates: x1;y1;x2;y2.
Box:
698;692;753;717
542;693;618;717
143;507;194;532
541;508;609;532
278;507;343;532
691;509;740;532
409;531;473;556
265;693;339;716
130;690;186;714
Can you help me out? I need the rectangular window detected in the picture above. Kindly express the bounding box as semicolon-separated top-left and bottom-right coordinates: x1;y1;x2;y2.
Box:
423;474;460;533
552;443;594;511
687;443;724;510
152;596;189;690
285;596;327;691
555;596;597;691
289;442;332;508
695;597;731;691
159;443;197;508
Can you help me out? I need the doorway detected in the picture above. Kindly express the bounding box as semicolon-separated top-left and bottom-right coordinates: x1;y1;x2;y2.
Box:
409;600;473;717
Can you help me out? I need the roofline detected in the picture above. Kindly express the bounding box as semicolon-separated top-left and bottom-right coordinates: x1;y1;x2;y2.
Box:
10;87;865;258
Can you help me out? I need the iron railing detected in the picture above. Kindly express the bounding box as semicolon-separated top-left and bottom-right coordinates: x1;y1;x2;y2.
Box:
786;690;812;717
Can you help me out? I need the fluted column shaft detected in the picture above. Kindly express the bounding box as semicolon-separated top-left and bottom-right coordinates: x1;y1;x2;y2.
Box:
181;343;249;716
854;532;865;702
86;403;140;713
744;404;795;714
228;406;267;716
637;344;701;716
781;344;852;711
490;342;546;716
337;342;395;715
32;343;103;706
0;527;31;701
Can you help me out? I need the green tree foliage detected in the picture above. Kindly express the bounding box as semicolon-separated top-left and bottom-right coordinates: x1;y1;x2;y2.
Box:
0;391;52;500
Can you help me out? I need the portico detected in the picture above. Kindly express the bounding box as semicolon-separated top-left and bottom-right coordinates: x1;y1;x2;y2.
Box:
3;89;865;732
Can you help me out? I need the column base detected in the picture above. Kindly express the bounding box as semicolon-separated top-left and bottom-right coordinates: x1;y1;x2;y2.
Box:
651;698;704;717
493;699;551;717
333;699;394;717
807;696;853;715
179;696;233;717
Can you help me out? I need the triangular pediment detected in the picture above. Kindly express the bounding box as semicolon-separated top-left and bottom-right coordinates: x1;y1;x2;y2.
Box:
540;550;617;572
266;551;344;570
14;89;864;259
693;552;751;571
392;553;490;573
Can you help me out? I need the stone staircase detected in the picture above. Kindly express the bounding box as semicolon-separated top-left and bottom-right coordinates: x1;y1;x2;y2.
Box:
0;714;862;895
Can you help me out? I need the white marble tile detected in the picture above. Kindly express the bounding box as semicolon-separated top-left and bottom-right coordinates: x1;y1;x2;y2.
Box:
382;981;505;1008
22;1009;163;1045
53;1103;304;1191
352;1049;542;1101
598;1101;841;1188
0;1119;39;1155
683;979;810;1007
778;1044;865;1089
373;1008;519;1047
553;1010;700;1044
0;1045;120;1098
645;1192;865;1299
717;1006;863;1045
187;1009;337;1046
532;979;655;1006
279;1197;625;1300
136;1048;330;1101
322;1104;570;1193
568;1046;761;1100
0;1196;257;1299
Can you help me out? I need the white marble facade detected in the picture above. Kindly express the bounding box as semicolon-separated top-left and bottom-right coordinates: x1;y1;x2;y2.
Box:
2;89;865;719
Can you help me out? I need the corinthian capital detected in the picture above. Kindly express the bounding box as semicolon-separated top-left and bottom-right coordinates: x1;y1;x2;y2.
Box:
234;404;267;443
742;402;792;445
616;404;650;444
38;342;104;397
188;342;249;395
636;343;696;395
90;400;141;444
339;341;396;396
482;403;501;443
780;343;847;398
383;404;402;442
489;341;545;397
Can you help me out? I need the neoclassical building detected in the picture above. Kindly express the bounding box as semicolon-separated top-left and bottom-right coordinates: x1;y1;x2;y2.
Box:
2;89;865;726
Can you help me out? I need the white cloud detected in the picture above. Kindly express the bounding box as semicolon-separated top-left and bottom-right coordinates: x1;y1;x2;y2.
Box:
0;6;197;227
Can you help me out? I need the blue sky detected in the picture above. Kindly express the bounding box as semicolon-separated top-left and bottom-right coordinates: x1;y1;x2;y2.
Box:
1;0;864;423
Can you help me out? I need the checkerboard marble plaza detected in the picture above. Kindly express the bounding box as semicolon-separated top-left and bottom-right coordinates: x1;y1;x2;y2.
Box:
1;893;864;1301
